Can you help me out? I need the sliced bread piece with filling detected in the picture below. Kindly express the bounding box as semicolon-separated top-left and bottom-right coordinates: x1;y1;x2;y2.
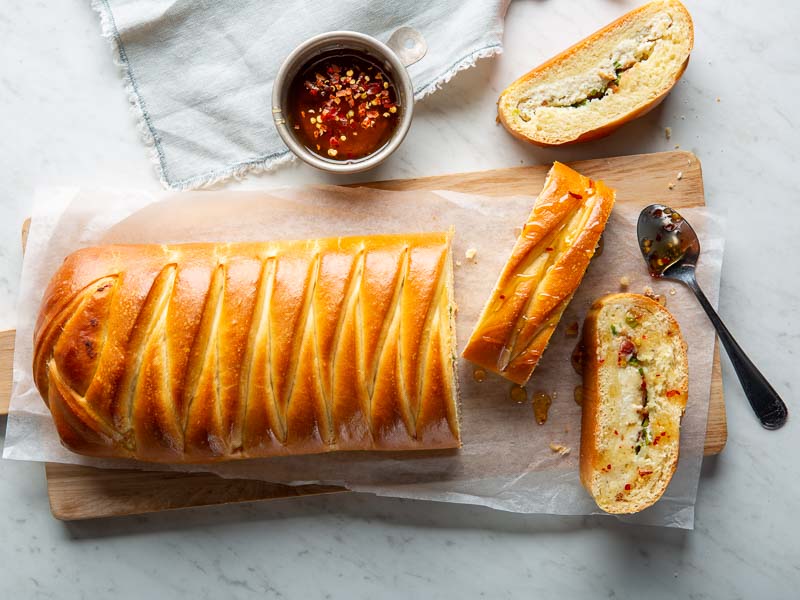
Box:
579;293;688;514
498;0;694;146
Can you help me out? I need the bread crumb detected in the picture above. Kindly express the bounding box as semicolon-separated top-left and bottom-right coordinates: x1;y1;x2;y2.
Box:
669;287;677;296
680;115;686;120
665;127;672;140
549;442;571;456
619;275;630;289
668;182;675;190
455;260;462;267
465;248;477;262
565;321;579;337
676;171;683;180
716;97;721;103
644;286;667;306
513;226;522;238
674;144;680;149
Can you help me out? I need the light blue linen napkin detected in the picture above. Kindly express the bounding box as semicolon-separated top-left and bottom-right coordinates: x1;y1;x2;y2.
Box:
91;0;509;190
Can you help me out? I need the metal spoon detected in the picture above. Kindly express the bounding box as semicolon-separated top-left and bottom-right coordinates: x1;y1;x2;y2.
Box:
637;204;788;430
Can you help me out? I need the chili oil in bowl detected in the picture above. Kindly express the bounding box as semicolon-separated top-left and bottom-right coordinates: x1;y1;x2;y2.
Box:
273;31;414;174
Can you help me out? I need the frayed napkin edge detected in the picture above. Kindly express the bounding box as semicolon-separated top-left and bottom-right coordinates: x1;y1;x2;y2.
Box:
91;0;503;191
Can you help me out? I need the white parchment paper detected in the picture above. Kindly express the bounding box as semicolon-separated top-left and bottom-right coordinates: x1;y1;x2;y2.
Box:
4;186;724;528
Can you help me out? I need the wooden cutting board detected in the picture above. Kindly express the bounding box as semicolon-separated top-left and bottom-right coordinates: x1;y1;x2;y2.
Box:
0;150;727;520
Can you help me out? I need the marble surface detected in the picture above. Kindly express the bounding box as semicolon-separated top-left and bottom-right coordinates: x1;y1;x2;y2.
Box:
1;0;798;597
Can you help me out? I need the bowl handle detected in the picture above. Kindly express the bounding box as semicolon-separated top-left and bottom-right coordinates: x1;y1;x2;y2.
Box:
386;27;427;68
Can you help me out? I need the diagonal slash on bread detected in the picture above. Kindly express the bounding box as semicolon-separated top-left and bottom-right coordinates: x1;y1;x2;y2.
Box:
498;0;694;146
462;162;615;385
579;293;688;514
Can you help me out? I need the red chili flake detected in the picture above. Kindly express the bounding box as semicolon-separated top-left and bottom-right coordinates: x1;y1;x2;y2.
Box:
545;247;554;252
568;191;583;199
666;390;681;398
624;483;632;491
499;294;506;300
613;429;619;436
606;464;612;470
619;338;635;356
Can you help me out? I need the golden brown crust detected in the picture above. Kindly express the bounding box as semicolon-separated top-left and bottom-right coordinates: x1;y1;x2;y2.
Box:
579;293;688;514
462;162;615;384
33;233;460;463
497;0;694;146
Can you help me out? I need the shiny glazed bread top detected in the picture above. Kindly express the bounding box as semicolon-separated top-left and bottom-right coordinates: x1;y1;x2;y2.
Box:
33;233;460;463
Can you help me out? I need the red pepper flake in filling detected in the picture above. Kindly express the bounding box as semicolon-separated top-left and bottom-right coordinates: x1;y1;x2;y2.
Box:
666;389;681;398
545;247;554;252
618;337;637;366
568;191;583;199
624;483;632;491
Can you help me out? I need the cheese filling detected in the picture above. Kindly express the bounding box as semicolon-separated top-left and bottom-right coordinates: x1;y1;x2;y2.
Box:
516;13;674;120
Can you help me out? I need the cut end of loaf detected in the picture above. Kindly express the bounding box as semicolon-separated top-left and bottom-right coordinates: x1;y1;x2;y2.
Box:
462;162;615;385
498;0;694;146
580;293;688;514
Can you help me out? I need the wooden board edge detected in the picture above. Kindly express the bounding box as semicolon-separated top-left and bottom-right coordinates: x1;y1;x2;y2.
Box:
45;462;347;521
0;329;13;415
704;339;727;455
362;150;703;198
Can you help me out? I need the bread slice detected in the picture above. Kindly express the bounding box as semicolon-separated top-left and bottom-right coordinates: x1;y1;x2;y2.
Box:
498;0;694;146
462;162;615;385
579;293;688;514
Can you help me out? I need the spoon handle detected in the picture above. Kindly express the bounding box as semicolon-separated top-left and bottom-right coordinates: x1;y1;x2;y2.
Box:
683;275;788;429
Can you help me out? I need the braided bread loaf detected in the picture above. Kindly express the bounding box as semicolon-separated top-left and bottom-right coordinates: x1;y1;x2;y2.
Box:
33;233;460;463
